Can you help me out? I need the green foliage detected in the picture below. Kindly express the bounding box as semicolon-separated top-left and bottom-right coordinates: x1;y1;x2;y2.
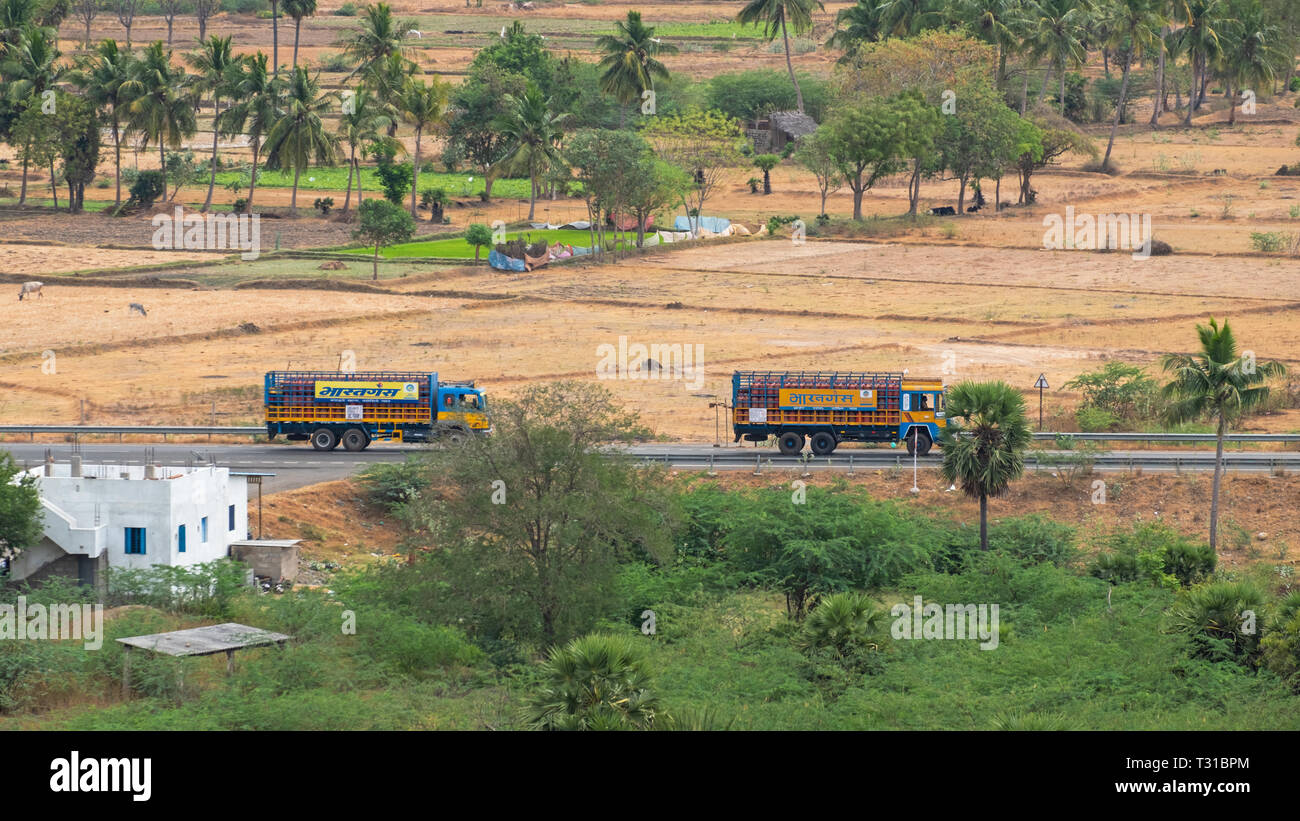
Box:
369;140;412;205
0;451;42;571
1167;580;1265;664
104;560;249;618
1260;592;1300;687
1075;405;1119;432
332;1;357;14
356;456;434;513
353;198;415;277
528;633;663;730
1065;361;1161;423
705;68;829;122
312;196;333;215
126;169;166;209
987;515;1077;567
1090;522;1216;588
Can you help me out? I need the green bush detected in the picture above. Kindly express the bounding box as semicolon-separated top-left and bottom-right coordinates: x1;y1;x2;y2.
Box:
1090;523;1214;587
1261;591;1300;686
987;514;1078;567
126;170;165;210
1075;405;1118;432
333;1;358;14
356;457;434;512
104;560;249;617
1167;580;1265;664
353;609;483;679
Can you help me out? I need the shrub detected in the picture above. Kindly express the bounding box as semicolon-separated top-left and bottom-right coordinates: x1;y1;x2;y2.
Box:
356;457;434;512
528;633;663;730
987;514;1077;566
104;560;249;617
1090;523;1214;587
313;197;333;215
126;170;166;210
1251;231;1288;252
1260;591;1300;686
1075;405;1118;432
333;1;358;13
1167;580;1265;664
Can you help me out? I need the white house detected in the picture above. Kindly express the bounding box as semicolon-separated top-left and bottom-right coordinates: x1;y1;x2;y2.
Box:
9;457;250;590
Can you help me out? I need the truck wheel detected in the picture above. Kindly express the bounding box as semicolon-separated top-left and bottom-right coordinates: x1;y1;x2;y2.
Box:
341;428;368;452
905;428;932;457
310;428;338;451
777;431;805;455
810;431;837;456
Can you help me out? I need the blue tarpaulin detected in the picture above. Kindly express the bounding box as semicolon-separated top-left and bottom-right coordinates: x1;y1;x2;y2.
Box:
674;215;730;233
488;249;527;272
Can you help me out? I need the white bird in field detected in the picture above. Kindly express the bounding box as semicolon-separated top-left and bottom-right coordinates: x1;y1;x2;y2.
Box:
500;26;506;38
407;29;422;39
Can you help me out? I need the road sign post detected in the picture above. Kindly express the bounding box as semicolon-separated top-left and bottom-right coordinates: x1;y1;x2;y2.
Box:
1033;373;1049;430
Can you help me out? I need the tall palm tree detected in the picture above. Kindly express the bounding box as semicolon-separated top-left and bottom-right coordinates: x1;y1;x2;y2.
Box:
71;39;135;207
595;11;676;123
342;2;412;84
1175;0;1227;123
1160;318;1286;554
493;82;569;221
528;634;663;731
185;34;236;212
269;0;281;75
0;23;62;204
364;51;415;136
263;66;339;213
123;41;196;203
827;0;886;63
283;0;316;70
939;381;1033;551
220;51;281;214
875;0;944;38
1030;0;1093;108
336;88;388;216
1219;1;1280;125
957;0;1028;88
1101;0;1165;169
399;76;447;218
736;0;824;114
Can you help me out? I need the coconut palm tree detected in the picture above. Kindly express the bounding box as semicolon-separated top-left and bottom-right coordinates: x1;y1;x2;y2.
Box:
336;88;389;216
1218;1;1281;126
342;2;412;84
0;0;36;51
283;0;316;71
1175;0;1227;123
827;0;886;63
736;0;824;114
123;41;196;203
71;39;136;207
957;0;1030;88
1101;0;1165;169
875;0;944;38
595;11;676;124
528;633;664;731
0;23;62;204
220;51;280;214
365;51;415;136
263;66;339;213
1160;318;1286;554
185;34;236;212
939;381;1033;551
398;75;447;218
797;591;885;659
1030;0;1093;108
493;81;569;221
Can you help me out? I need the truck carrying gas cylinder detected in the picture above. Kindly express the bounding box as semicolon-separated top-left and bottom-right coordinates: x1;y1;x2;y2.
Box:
731;370;945;456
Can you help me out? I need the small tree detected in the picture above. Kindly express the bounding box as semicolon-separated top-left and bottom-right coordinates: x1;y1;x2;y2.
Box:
794;131;843;217
753;153;780;194
528;633;664;730
0;452;43;575
353;198;415;280
819;95;911;220
642;109;745;235
939;381;1033;551
465;222;493;264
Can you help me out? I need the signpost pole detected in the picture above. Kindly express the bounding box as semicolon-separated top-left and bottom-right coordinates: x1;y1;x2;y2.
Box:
1033;373;1050;431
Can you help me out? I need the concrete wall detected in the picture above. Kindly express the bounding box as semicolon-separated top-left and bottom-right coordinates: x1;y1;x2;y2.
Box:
230;543;299;583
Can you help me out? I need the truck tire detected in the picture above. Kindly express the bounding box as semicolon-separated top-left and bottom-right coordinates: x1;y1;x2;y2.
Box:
310;428;338;451
341;428;369;452
777;431;805;455
810;431;837;456
905;428;932;457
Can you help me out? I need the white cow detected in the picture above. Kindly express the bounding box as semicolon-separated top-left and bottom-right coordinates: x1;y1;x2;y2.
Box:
17;281;41;300
406;29;422;39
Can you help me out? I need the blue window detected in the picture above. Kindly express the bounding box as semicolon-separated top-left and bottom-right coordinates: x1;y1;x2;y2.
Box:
178;524;186;553
228;504;236;531
125;527;146;555
201;516;209;542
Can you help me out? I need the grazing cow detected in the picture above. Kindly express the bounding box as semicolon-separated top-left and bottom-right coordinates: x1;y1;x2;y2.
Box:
406;29;422;38
17;281;42;300
129;302;147;317
930;206;956;216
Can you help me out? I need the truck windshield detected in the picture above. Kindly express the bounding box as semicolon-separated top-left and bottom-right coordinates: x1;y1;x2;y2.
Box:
462;394;481;410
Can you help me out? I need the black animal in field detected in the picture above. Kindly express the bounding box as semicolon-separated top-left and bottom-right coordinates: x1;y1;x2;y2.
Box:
930;206;956;216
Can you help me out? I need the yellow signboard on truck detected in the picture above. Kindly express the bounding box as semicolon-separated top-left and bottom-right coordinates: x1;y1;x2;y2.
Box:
778;388;877;410
313;380;420;402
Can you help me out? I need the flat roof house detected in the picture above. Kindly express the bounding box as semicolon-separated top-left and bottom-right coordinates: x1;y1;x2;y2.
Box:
8;458;249;592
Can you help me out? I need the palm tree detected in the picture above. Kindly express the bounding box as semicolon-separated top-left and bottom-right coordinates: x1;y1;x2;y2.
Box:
1218;1;1281;126
0;0;36;50
123;41;196;203
493;82;569;221
263;66;339;213
185;34;236;212
875;0;944;37
939;381;1033;551
336;89;388;216
797;591;885;659
1160;318;1286;554
398;76;447;219
0;23;62;204
221;51;280;214
1101;0;1165;169
528;634;663;731
595;11;676;123
957;0;1028;88
71;39;135;208
827;0;886;63
1175;0;1227;123
736;0;824;114
342;2;412;84
1030;0;1093;108
269;0;281;75
365;51;415;136
283;0;316;70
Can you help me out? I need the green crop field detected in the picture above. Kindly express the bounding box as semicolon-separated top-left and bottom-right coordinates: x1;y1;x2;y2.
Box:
212;168;535;200
348;228;599;259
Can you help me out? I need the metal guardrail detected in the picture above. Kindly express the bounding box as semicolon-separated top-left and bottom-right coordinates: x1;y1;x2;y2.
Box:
0;425;263;436
1030;432;1300;443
